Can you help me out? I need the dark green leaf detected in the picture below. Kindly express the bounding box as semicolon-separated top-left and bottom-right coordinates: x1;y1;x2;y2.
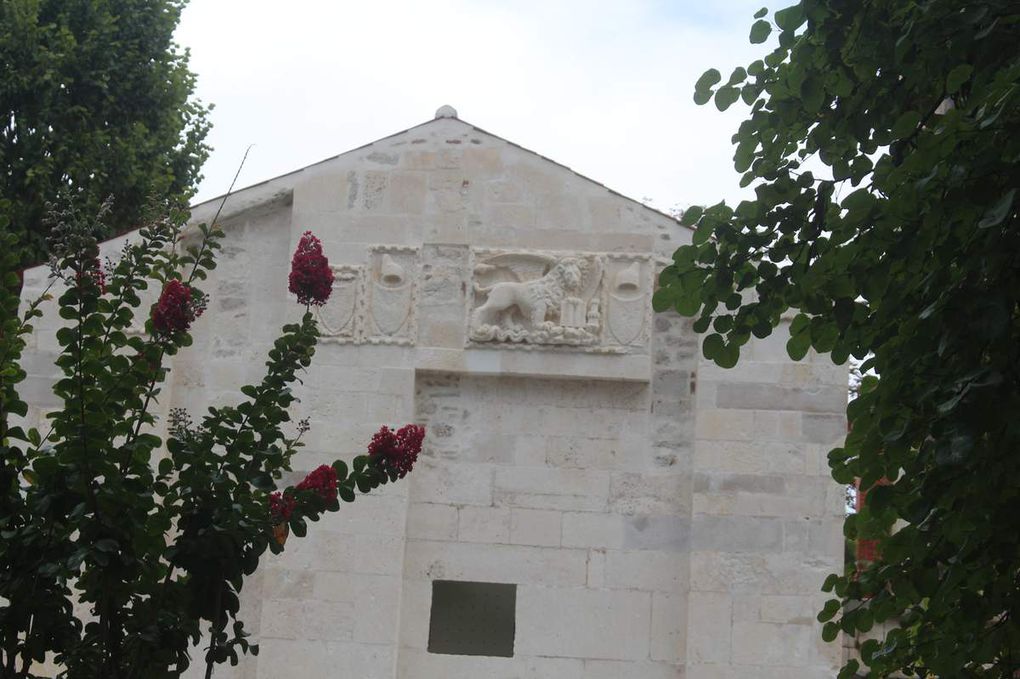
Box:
714;86;741;111
693;220;715;246
945;64;972;93
978;189;1015;228
892;111;922;139
680;205;704;226
749;19;772;44
702;333;725;360
786;330;811;361
818;599;840;622
94;539;118;553
715;342;740;368
695;68;722;93
675;293;703;317
652;289;674;313
774;4;805;31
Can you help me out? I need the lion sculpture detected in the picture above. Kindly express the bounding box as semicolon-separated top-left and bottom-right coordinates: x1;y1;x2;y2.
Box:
471;257;585;331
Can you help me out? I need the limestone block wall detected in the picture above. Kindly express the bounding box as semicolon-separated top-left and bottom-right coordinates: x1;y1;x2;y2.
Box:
685;329;847;679
398;371;692;678
16;110;846;678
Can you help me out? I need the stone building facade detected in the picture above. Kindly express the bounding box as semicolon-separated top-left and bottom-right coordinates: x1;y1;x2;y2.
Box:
18;107;847;678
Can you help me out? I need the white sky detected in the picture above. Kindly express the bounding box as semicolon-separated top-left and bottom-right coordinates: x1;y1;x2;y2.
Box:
176;0;783;211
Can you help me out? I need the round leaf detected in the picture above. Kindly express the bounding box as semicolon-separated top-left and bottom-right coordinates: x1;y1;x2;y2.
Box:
652;288;675;313
714;86;741;111
945;64;972;93
695;68;722;93
702;333;725;360
680;205;704;226
749;19;772;44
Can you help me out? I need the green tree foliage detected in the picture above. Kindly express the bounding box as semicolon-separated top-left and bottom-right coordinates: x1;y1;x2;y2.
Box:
654;1;1019;675
0;0;210;271
0;204;421;677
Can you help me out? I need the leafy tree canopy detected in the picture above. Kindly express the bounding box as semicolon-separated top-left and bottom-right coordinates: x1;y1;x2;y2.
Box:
655;1;1019;676
0;0;210;271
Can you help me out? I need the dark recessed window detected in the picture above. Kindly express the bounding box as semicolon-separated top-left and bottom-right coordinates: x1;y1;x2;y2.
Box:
427;580;516;657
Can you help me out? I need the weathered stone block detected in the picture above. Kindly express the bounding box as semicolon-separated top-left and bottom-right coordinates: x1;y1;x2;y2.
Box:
691;516;784;553
562;513;625;550
407;502;458;541
458;505;510;543
509;508;561;547
260;568;315;601
715;383;846;414
686;591;732;664
409;459;494;506
494;467;610;512
651;591;687;663
731;621;826;667
403;540;588;587
801;412;847;444
609;473;690;515
582;660;683;679
689;552;838;596
260;598;354;641
622;515;690;552
604;550;687;592
517;587;651;660
694;440;808;475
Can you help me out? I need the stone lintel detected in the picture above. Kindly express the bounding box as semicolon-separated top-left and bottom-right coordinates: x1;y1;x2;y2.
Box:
414;347;651;382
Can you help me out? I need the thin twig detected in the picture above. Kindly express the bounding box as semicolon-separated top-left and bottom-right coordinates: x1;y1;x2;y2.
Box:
209;145;253;229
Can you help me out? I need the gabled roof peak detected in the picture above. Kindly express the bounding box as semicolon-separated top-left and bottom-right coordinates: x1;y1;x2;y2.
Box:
190;107;685;228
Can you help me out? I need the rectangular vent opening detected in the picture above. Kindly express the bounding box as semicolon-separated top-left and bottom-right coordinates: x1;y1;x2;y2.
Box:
427;580;516;657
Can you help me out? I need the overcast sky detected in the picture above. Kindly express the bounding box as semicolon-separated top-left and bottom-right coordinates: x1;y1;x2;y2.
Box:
176;0;782;211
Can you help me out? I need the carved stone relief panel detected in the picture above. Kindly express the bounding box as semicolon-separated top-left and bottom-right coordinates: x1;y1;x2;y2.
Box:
310;246;651;351
466;248;654;352
603;255;652;349
364;246;418;345
467;249;604;347
317;264;364;344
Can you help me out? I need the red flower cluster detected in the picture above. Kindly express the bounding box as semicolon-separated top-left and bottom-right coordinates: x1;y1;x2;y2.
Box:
151;279;204;335
75;258;106;294
296;464;338;502
269;491;295;522
288;231;333;306
368;424;425;478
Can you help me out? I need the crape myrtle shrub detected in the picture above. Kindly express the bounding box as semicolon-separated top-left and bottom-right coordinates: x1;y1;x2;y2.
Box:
0;203;424;678
654;1;1019;677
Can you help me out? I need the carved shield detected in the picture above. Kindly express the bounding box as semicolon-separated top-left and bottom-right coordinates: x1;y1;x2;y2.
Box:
607;293;646;346
606;261;646;346
317;273;360;338
371;281;413;336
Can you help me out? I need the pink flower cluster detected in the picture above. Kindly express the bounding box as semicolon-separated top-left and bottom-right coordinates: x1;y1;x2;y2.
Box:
151;279;204;335
295;464;338;502
268;492;295;522
288;231;334;306
368;424;426;479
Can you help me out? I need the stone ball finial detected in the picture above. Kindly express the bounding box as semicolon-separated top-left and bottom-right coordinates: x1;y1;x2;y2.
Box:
435;105;458;119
